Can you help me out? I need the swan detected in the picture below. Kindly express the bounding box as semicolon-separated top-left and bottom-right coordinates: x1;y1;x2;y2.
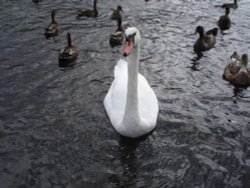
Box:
44;10;59;37
104;27;159;138
193;26;218;60
218;7;231;34
223;53;250;87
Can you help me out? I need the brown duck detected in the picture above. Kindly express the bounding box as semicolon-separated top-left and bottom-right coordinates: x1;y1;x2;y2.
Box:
44;10;59;37
77;0;98;17
222;0;238;9
193;26;218;60
223;53;250;87
59;33;80;64
218;7;231;33
109;16;124;47
111;5;123;20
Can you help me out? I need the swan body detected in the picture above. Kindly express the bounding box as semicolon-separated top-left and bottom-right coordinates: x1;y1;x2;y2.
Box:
193;26;218;59
223;53;250;87
44;10;59;37
104;27;159;138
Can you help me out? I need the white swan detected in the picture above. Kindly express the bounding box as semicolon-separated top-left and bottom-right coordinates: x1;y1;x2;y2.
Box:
104;27;159;138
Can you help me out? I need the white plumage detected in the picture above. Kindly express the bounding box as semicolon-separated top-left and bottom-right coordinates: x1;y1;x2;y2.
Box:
104;27;159;138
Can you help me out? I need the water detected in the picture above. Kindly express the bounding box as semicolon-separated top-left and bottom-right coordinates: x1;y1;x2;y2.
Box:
0;0;250;187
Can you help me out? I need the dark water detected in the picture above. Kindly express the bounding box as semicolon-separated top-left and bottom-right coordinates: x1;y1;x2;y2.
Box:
0;0;250;187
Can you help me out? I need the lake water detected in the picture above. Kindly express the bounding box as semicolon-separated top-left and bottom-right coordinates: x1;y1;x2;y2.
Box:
0;0;250;187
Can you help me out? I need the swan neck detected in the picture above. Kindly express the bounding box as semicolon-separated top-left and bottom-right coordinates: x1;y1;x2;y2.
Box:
124;44;140;118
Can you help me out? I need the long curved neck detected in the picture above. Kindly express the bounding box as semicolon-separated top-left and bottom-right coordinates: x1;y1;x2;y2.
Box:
123;44;140;120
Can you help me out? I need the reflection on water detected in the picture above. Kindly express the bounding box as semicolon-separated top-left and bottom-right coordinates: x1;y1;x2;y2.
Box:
0;0;250;187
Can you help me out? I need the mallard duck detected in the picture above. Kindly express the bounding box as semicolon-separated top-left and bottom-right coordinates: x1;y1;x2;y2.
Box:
109;16;124;47
223;53;250;87
59;33;80;66
77;0;98;17
44;10;59;37
218;7;231;33
222;0;238;9
111;5;123;20
193;26;218;60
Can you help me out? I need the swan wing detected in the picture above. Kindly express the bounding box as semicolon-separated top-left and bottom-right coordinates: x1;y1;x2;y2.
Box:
138;74;159;126
104;59;127;126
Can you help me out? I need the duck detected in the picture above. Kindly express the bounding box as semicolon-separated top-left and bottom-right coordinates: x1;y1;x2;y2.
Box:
218;7;231;34
59;33;80;66
109;16;124;47
104;27;159;138
32;0;42;4
44;10;59;37
223;53;250;87
193;26;218;60
111;5;123;20
77;0;98;17
222;0;238;9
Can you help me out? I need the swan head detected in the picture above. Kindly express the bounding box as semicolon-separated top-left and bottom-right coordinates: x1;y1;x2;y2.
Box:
123;27;141;57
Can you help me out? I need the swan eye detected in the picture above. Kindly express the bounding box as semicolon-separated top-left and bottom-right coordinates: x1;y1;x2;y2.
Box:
126;33;136;42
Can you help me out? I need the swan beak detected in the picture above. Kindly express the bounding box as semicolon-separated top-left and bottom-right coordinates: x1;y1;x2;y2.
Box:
123;40;134;57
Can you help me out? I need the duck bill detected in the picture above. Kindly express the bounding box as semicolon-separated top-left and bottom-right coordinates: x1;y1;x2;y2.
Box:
123;40;134;57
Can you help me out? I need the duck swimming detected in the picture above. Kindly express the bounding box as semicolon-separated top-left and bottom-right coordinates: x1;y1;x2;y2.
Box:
111;5;123;20
223;53;250;87
77;0;98;17
222;0;238;9
193;26;218;60
109;16;124;47
218;7;231;34
44;10;59;37
59;33;80;67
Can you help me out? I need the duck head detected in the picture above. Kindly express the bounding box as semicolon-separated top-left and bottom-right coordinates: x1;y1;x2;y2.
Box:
117;5;123;13
195;26;204;37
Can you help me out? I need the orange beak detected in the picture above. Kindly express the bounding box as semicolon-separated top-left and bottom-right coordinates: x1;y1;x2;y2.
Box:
123;40;134;57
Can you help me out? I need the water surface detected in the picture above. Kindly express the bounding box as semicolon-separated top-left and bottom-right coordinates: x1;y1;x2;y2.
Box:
0;0;250;187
